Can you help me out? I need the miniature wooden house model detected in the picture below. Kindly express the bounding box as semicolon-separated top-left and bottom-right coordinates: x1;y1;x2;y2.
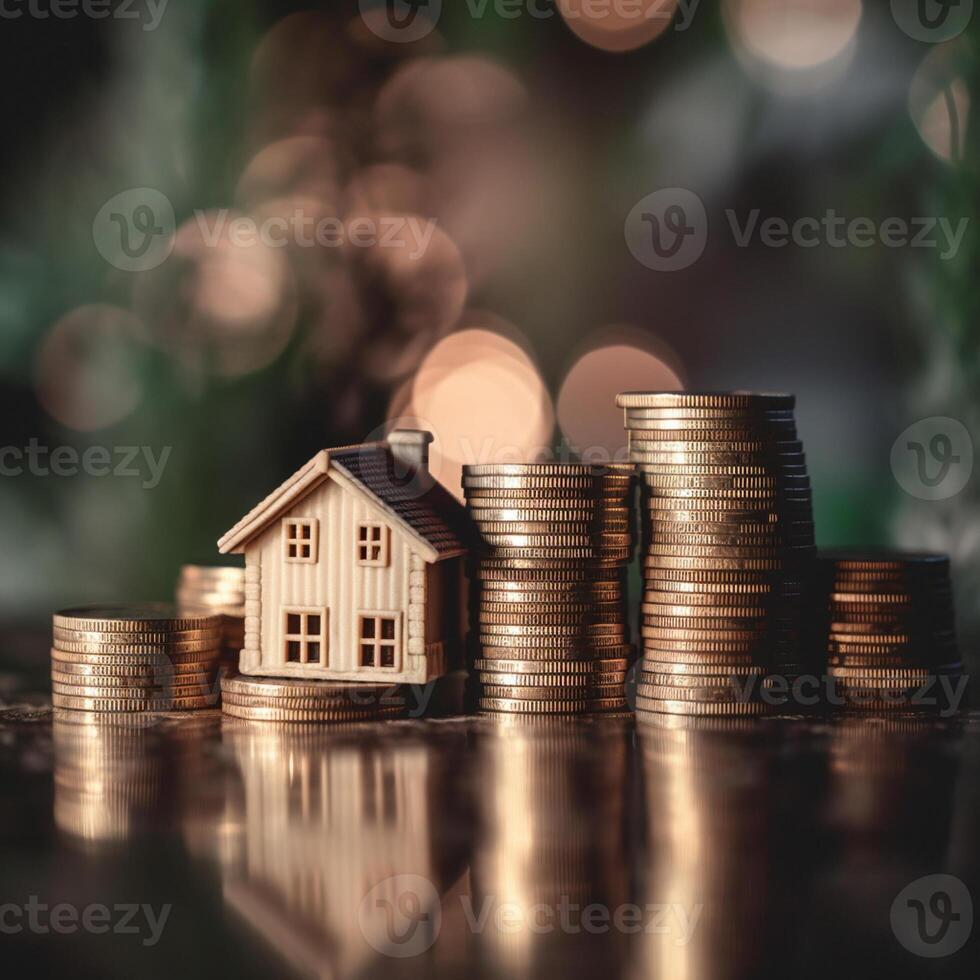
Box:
217;430;469;684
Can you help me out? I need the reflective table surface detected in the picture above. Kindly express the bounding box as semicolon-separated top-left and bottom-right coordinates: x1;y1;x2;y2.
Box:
2;638;978;979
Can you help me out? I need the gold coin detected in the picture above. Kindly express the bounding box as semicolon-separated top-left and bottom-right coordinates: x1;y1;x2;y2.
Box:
53;604;222;632
479;598;622;613
468;507;631;523
480;529;632;545
220;694;405;712
617;392;795;410
636;683;753;703
624;404;796;418
478;590;625;605
474;657;630;674
641;602;782;618
643;672;765;689
220;675;400;701
50;666;218;686
479;610;624;627
476;568;625;584
642;660;766;676
480;621;625;636
641;646;777;663
634;439;803;454
52;626;222;645
482;684;624;701
221;703;404;722
644;581;801;598
643;556;800;571
648;508;812;525
463;490;631;505
649;534;812;550
821;552;948;571
830;591;916;604
479;641;635;657
478;696;627;713
52;692;216;711
482;547;631;562
462;475;631;491
629;452;807;467
642;473;809;490
50;636;223;655
52;679;220;700
464;463;633;478
50;647;221;666
642;624;793;641
478;671;627;687
625;416;797;432
634;696;771;715
643;591;801;608
643;616;795;634
476;520;631;536
49;657;219;678
644;565;804;582
644;495;811;511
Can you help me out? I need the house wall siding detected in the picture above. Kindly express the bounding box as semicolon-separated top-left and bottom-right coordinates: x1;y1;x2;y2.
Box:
239;475;434;683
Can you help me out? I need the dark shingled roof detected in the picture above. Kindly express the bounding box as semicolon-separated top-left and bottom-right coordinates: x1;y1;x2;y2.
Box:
330;445;471;559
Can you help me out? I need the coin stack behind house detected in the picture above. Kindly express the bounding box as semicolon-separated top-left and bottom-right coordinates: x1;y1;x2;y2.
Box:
220;674;407;723
51;605;224;712
618;392;817;717
463;463;635;714
820;552;964;714
176;563;246;667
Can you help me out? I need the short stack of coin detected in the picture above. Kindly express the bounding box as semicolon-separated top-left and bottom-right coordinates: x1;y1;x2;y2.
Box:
220;674;407;722
618;392;817;717
176;563;245;665
462;463;635;714
51;605;224;712
821;551;964;713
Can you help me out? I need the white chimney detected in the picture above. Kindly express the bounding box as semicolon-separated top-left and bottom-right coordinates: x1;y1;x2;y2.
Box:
387;429;434;473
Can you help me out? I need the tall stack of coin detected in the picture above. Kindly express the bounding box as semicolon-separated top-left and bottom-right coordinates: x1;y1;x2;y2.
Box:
176;563;245;665
820;551;964;713
51;605;224;712
618;392;816;717
220;675;407;722
462;463;635;714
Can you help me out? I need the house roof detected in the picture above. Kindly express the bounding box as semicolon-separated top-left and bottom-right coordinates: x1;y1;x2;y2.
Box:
217;441;471;562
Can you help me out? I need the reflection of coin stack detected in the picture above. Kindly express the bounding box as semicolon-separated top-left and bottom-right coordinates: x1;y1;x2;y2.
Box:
820;552;964;713
462;464;635;714
53;711;221;845
51;605;224;712
472;716;631;976
219;674;407;722
619;392;816;717
176;563;246;668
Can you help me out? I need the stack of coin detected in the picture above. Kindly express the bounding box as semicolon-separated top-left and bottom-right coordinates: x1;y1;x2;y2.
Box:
462;463;635;714
618;392;817;717
220;674;407;722
51;605;224;712
820;551;964;713
176;563;246;666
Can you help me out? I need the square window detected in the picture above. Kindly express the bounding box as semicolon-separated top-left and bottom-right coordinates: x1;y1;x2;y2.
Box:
357;523;390;567
357;614;400;671
283;519;318;564
283;608;327;666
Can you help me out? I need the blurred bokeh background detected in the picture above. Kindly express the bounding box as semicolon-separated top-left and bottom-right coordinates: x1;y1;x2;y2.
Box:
0;0;977;648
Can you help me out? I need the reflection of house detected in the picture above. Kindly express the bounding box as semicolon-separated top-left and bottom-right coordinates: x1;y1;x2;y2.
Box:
218;430;470;683
219;724;469;979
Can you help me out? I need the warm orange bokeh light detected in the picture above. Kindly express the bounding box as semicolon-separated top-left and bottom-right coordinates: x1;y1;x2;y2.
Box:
558;338;684;457
556;0;679;52
35;305;147;431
